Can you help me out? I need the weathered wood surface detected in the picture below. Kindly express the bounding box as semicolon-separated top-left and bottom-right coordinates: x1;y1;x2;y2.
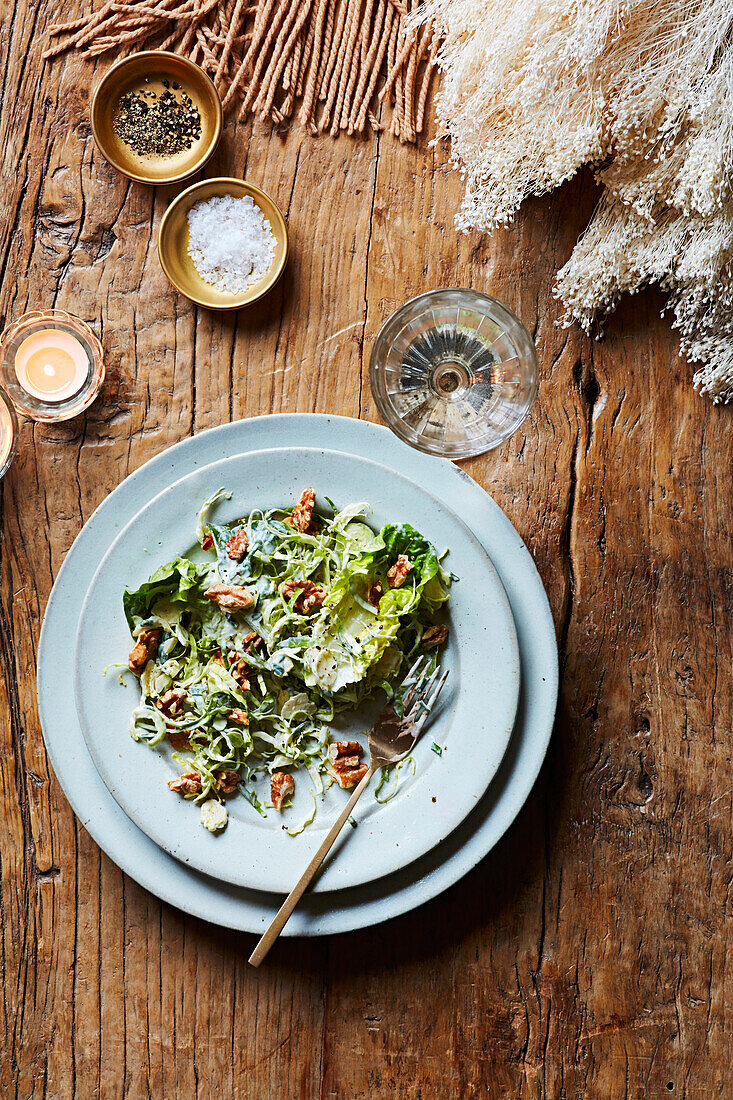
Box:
1;6;731;1097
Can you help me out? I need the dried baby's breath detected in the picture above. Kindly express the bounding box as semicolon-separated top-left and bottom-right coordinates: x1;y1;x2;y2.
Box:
416;0;733;401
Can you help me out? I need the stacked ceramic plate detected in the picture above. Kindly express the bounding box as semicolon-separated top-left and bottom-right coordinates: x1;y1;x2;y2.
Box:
38;415;558;934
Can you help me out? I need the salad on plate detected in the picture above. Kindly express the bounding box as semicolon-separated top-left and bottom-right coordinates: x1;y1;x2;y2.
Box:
120;487;452;833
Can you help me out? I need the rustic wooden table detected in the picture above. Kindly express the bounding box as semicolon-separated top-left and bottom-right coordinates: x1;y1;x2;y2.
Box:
2;32;731;1100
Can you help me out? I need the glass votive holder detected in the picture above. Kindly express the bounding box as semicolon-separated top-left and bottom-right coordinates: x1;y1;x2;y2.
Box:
0;309;105;422
0;385;18;479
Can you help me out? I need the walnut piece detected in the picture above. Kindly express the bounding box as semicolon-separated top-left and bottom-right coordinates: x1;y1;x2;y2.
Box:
168;772;202;796
201;531;214;550
330;764;368;789
387;555;413;589
367;580;383;607
227;649;250;689
243;631;264;653
167;728;191;751
288;487;317;533
226;529;249;561
327;741;363;768
156;687;187;717
422;624;449;648
215;770;240;795
205;583;255;613
128;627;162;673
327;740;369;789
281;577;326;615
271;771;295;811
228;708;249;726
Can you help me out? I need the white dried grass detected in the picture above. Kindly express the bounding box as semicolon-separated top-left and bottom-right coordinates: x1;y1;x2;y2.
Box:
415;0;733;401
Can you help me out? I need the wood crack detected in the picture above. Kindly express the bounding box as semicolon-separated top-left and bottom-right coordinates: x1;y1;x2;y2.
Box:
558;431;579;673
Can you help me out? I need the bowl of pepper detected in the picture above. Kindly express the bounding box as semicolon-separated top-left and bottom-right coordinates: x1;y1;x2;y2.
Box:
90;51;222;186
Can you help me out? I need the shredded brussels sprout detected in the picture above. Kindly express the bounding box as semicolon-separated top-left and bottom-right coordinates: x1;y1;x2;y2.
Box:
374;756;417;803
286;789;318;836
119;491;451;831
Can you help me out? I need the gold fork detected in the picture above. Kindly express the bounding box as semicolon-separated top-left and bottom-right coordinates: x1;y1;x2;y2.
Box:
248;656;450;966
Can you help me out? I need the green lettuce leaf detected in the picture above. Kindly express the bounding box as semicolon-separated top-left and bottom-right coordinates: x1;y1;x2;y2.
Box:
379;523;451;612
299;521;451;693
123;557;210;632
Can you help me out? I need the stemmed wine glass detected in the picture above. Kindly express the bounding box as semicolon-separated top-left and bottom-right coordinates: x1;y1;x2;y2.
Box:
369;288;538;459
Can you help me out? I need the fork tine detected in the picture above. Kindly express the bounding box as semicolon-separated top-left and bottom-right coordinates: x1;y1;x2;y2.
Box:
403;664;440;721
411;669;449;736
404;655;425;683
401;655;431;711
427;668;449;710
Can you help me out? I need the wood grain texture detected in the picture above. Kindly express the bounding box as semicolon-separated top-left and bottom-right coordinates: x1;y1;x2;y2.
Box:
1;4;731;1096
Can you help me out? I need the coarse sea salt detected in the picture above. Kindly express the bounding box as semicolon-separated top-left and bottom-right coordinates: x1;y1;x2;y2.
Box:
187;193;276;294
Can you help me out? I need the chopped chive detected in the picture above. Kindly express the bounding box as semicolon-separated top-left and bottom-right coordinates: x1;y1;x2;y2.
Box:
431;742;443;756
347;815;357;828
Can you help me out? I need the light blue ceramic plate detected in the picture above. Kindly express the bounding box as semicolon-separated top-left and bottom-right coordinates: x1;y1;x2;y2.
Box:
38;415;558;935
73;447;519;893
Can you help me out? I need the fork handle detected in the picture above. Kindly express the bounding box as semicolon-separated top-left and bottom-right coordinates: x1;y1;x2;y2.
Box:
248;763;378;967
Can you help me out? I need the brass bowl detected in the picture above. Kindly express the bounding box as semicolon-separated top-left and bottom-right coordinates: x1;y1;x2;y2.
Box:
158;178;289;310
90;51;222;185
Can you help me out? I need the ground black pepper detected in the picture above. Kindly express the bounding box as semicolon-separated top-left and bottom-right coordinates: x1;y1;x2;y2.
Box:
113;87;202;158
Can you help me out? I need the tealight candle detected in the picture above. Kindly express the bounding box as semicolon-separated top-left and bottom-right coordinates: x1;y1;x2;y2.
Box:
0;386;18;479
0;310;104;423
15;329;89;402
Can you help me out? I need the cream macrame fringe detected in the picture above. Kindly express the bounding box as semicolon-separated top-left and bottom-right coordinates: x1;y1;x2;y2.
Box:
44;0;438;141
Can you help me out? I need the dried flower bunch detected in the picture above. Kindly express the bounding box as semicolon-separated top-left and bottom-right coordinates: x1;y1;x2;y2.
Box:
45;0;438;143
416;0;733;402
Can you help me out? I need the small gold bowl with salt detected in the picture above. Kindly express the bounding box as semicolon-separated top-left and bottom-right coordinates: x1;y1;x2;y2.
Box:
158;178;289;310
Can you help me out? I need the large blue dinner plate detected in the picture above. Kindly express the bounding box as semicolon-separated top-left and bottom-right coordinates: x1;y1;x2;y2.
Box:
38;415;557;934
